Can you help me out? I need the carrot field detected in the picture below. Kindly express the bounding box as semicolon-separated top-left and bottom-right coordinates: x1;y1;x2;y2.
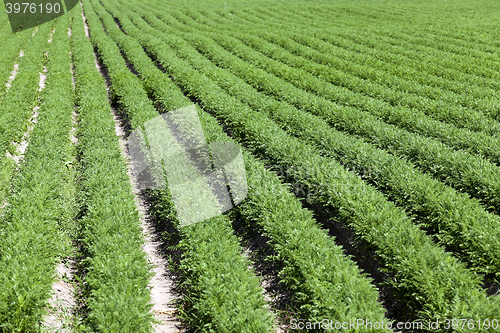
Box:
0;0;499;332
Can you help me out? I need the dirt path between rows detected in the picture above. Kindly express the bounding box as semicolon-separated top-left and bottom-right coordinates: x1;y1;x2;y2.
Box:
81;4;183;331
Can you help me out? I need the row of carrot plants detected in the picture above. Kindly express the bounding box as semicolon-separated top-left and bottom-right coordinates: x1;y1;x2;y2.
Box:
0;16;74;331
417;23;499;53
270;3;498;65
400;30;499;63
301;2;500;56
0;27;32;202
70;6;155;331
138;12;500;219
277;6;500;86
313;25;500;95
165;11;500;167
0;27;30;99
95;0;390;326
187;8;500;135
223;7;500;119
107;2;500;326
0;36;30;98
231;6;500;107
133;23;500;281
81;1;274;330
0;24;47;207
371;27;500;67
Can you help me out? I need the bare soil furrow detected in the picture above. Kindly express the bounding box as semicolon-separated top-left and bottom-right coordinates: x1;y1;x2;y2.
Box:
81;5;183;330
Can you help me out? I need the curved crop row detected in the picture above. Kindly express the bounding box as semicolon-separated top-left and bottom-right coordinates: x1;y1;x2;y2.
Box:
415;24;498;53
372;28;500;65
107;2;500;326
0;28;30;100
136;13;500;219
216;7;500;119
95;0;389;326
159;11;500;169
0;16;74;331
70;6;155;331
128;24;500;281
223;7;500;115
0;25;48;203
80;1;274;331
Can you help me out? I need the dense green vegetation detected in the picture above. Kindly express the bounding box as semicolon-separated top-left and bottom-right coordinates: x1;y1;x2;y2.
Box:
92;0;388;327
0;24;45;204
0;16;74;331
0;0;499;331
70;6;155;331
80;0;274;330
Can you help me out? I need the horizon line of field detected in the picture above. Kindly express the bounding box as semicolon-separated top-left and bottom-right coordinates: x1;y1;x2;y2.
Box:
0;15;80;331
